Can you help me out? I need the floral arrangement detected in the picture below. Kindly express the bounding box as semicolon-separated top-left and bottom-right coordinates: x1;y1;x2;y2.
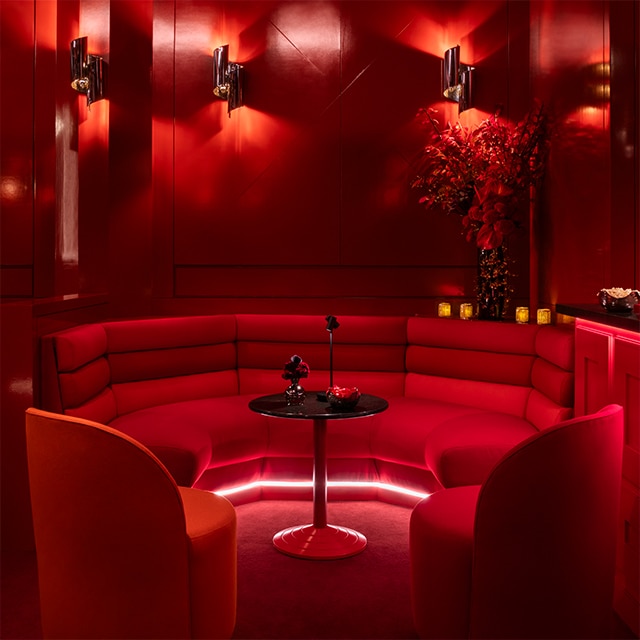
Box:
411;103;551;250
282;355;310;382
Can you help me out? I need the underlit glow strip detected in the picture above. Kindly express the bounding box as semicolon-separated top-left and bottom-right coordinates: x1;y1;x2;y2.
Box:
214;480;430;500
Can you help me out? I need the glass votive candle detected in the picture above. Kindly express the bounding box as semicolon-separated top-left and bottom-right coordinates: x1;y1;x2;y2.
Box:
537;308;551;325
438;302;452;318
460;303;474;320
515;307;529;324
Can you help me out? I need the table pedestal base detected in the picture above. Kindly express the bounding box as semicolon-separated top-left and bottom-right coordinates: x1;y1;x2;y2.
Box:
273;524;367;560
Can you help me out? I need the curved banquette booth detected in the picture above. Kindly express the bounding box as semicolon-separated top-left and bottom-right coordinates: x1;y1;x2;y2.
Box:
39;314;575;504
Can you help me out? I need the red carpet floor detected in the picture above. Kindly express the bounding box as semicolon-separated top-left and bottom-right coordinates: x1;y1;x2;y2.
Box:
2;499;636;639
1;500;417;640
232;500;418;639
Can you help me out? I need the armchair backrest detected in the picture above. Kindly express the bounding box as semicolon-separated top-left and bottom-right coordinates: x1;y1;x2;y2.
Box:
470;404;624;639
26;408;193;639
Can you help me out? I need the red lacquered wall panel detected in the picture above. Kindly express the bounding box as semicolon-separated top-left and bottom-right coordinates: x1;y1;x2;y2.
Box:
0;303;35;549
1;2;35;297
77;0;110;296
2;0;636;311
172;2;343;267
575;319;640;634
609;1;639;289
163;0;534;313
575;323;612;416
106;0;153;317
531;0;638;304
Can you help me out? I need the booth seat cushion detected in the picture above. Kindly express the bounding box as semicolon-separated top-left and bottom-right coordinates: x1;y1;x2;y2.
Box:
370;397;485;469
110;395;268;487
372;398;538;489
423;412;538;488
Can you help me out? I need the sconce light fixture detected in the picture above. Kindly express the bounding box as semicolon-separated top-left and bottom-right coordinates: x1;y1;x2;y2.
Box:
442;45;474;114
213;45;244;116
70;37;105;108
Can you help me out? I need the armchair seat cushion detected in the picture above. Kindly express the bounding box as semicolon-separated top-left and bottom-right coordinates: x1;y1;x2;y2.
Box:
179;488;237;639
410;486;480;640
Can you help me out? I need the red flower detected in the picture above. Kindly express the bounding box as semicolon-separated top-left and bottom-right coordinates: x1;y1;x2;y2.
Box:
282;355;310;381
412;103;551;248
476;224;502;250
467;204;483;221
495;219;516;236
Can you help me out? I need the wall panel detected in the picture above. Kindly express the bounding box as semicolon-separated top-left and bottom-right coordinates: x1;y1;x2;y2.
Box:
162;0;529;314
0;1;35;297
530;0;638;305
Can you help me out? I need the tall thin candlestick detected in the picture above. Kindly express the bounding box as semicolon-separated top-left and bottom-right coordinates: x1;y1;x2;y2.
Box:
329;331;334;388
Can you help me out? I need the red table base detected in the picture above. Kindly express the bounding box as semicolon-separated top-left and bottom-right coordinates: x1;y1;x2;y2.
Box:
273;524;367;559
247;402;386;561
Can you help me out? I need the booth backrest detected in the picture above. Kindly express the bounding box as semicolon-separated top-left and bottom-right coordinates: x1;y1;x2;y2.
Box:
41;315;239;423
235;314;408;397
405;317;574;430
41;322;116;424
40;314;573;430
527;326;575;429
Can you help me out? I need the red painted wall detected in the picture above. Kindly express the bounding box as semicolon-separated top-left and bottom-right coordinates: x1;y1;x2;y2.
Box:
531;0;639;307
3;0;636;316
148;0;533;318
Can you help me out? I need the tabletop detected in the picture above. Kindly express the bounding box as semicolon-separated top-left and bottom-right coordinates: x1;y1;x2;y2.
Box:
248;392;388;420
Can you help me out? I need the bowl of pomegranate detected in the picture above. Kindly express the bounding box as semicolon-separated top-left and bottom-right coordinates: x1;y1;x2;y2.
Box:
326;386;361;410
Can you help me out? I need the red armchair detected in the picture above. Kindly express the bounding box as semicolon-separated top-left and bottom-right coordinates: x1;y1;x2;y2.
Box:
25;408;237;639
410;404;624;639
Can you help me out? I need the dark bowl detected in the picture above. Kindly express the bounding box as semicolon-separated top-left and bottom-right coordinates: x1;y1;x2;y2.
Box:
597;289;640;313
326;386;361;410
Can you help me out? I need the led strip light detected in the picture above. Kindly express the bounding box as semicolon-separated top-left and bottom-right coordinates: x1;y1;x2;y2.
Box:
214;480;430;500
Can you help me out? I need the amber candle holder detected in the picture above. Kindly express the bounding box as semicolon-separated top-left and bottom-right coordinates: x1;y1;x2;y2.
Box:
460;303;474;320
515;307;529;324
537;308;551;325
438;302;452;318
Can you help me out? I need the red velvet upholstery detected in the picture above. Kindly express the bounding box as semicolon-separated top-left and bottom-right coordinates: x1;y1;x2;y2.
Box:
235;313;407;397
405;318;574;487
26;408;237;639
410;404;624;639
39;314;575;500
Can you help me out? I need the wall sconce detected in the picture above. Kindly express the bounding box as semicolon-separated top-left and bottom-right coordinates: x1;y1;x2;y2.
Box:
442;45;473;114
70;37;105;108
213;45;243;116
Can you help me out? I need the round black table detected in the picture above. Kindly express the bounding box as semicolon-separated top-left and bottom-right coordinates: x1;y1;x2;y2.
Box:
248;392;388;559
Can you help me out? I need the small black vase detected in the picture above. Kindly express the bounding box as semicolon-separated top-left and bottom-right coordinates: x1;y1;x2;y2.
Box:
284;379;305;405
476;246;510;321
